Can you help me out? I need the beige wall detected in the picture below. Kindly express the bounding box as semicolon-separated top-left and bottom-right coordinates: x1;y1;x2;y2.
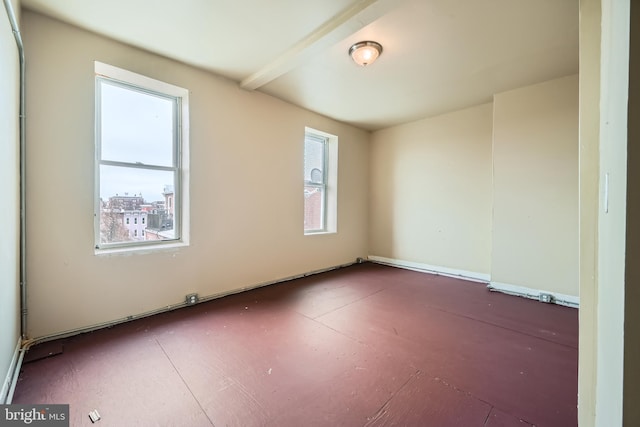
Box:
578;0;634;424
0;0;21;400
593;0;630;423
369;75;579;294
578;0;601;424
22;11;369;339
625;2;640;424
491;75;579;297
369;103;493;277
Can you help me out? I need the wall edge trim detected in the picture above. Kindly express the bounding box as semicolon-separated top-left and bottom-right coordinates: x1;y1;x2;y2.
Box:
0;338;22;404
488;281;579;308
367;255;490;283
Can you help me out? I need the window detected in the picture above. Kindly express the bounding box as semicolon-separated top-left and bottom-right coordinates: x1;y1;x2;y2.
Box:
95;62;189;251
304;128;337;234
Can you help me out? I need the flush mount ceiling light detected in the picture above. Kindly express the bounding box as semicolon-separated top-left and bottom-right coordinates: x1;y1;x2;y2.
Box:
349;41;383;67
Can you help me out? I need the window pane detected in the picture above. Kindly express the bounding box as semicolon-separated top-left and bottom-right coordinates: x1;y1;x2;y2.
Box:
304;137;325;183
304;185;324;231
99;165;177;244
100;81;175;167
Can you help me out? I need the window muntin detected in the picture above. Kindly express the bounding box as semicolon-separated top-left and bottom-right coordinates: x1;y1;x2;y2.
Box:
95;64;188;250
304;133;329;233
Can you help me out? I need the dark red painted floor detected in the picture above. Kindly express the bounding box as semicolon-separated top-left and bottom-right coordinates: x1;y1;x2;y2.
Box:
13;263;578;427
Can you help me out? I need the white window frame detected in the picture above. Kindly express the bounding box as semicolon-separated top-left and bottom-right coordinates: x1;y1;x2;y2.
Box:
94;62;190;253
304;127;338;235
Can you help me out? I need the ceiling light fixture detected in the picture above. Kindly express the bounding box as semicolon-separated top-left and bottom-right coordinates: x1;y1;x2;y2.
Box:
349;41;383;67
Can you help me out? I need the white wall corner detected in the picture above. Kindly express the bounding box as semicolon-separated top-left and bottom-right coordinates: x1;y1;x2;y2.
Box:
367;255;490;283
488;281;579;308
1;338;22;404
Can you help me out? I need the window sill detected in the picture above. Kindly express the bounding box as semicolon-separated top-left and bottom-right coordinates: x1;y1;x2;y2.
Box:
304;230;337;236
94;240;188;256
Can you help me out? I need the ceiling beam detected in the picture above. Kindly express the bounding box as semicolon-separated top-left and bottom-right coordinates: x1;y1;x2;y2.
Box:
240;0;401;90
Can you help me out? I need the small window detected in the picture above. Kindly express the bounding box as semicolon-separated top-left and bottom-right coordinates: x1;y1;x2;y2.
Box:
95;62;189;251
304;128;337;234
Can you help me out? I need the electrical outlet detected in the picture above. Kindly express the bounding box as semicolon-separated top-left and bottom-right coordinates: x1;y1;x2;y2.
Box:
185;293;199;305
539;293;553;303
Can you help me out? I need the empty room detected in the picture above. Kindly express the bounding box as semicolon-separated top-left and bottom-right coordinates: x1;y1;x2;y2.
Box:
1;0;638;426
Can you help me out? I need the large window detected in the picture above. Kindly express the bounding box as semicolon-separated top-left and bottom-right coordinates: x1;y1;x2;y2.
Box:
95;62;189;250
304;128;337;234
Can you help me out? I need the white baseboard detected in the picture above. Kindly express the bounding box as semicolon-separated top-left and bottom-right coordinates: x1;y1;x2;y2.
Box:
367;255;490;283
1;338;22;404
488;281;579;308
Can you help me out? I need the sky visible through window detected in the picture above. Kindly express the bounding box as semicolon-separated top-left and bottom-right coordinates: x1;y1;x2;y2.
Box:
304;136;324;183
304;135;326;232
100;82;175;203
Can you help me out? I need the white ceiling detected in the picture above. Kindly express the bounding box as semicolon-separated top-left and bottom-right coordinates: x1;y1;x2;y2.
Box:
21;0;579;131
